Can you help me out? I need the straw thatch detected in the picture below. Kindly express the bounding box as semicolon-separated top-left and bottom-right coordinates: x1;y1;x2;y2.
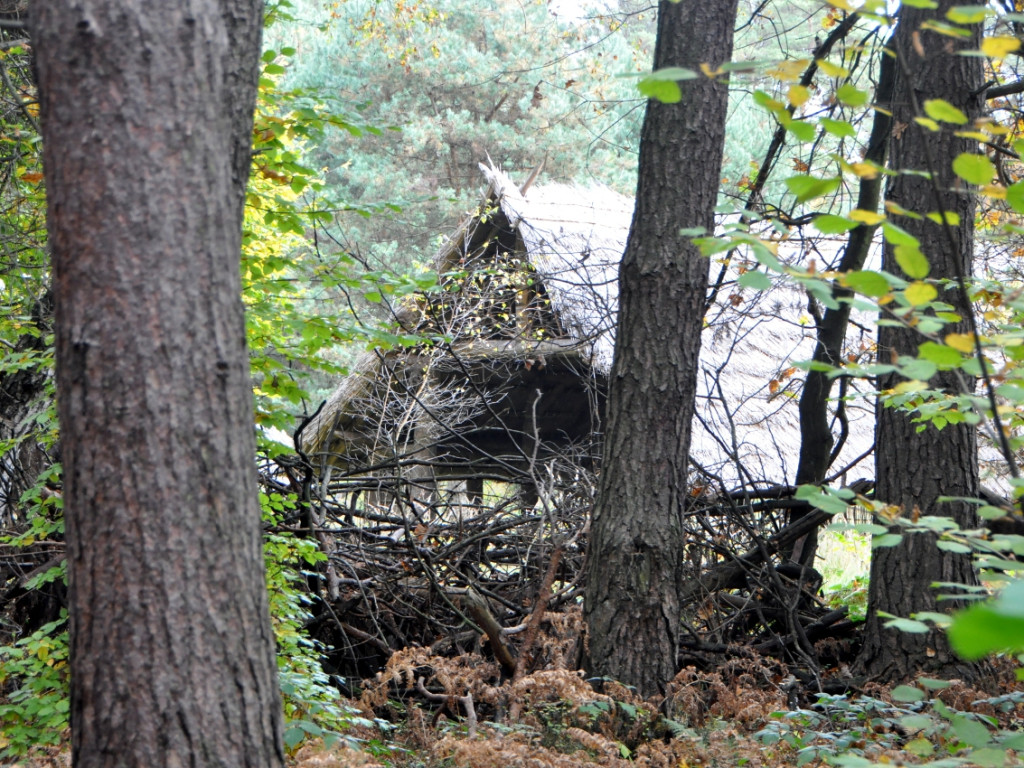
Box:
301;163;876;490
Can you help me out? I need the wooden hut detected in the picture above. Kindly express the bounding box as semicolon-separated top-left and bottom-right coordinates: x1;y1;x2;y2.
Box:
300;163;876;504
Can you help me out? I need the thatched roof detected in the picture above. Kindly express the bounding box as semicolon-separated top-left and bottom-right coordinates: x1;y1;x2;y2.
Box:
303;163;876;487
473;165;630;372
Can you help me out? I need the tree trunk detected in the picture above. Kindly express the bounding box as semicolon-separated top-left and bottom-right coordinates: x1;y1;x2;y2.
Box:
32;3;285;766
583;0;739;698
856;3;983;682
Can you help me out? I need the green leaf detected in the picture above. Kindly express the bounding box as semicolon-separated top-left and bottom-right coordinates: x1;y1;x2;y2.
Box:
783;118;816;142
845;270;890;297
821;117;857;138
814;214;858;234
946;5;989;23
948;580;1024;658
899;358;937;380
892;684;926;702
977;504;1008;520
637;78;681;103
952;153;995;185
785;175;842;203
951;714;992;748
918;677;952;690
836;83;868;106
795;484;849;515
1006;180;1024;213
752;89;786;112
284;726;306;750
872;533;904;549
936;539;972;553
884;615;930;633
881;221;919;247
996;383;1024;401
925;210;960;226
903;0;938;6
647;66;700;81
968;748;1011;768
738;270;772;290
900;713;935;730
923;98;968;124
636;67;699;103
894;245;930;279
918;341;962;368
904;738;934;757
830;757;873;768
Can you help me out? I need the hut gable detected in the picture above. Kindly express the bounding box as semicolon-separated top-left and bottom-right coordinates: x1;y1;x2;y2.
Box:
477;164;630;372
302;163;875;491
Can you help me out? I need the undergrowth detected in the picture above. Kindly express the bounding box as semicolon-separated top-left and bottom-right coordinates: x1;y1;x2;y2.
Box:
281;610;1023;768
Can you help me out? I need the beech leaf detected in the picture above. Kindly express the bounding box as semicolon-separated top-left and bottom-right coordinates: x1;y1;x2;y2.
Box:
923;98;968;124
952;153;995;185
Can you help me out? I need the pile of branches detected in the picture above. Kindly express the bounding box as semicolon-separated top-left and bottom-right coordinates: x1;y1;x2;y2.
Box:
262;446;868;689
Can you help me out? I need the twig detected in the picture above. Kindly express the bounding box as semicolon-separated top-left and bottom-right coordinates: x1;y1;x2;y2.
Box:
416;676;478;739
461;588;518;673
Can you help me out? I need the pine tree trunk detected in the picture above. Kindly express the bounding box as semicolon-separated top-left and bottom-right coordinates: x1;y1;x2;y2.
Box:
856;2;983;682
583;0;739;698
33;3;286;765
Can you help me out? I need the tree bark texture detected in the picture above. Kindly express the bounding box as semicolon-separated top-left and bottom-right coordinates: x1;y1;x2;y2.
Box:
856;4;983;682
33;3;285;766
583;0;739;698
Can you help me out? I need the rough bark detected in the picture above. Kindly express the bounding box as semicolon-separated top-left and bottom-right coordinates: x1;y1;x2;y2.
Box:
32;3;285;766
583;0;739;698
856;3;983;682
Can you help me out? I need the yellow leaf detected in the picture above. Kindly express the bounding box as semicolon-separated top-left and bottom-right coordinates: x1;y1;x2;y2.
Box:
700;62;721;78
788;84;811;107
981;36;1021;59
894;380;928;394
849;208;886;225
945;332;976;353
913;116;941;132
847;161;879;179
981;184;1006;199
768;59;809;82
925;211;961;226
955;130;991;142
817;59;850;78
825;0;853;11
884;200;921;218
906;281;938;306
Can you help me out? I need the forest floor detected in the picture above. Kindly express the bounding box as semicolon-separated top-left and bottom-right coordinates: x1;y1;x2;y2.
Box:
8;539;1022;767
286;644;1023;768
10;648;1023;768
